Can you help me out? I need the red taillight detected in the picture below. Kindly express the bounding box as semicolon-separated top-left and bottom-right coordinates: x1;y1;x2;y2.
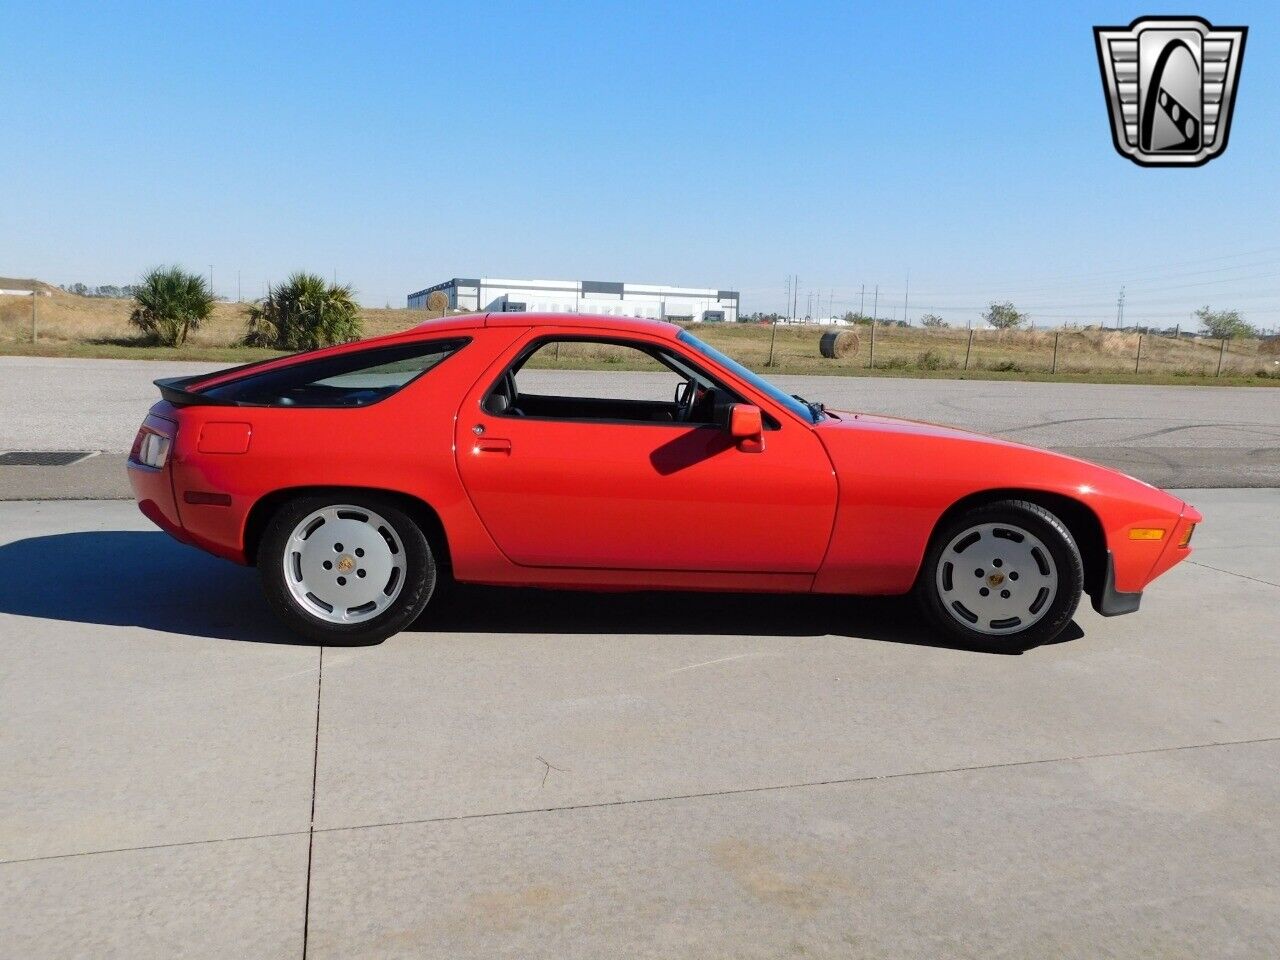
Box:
130;426;172;468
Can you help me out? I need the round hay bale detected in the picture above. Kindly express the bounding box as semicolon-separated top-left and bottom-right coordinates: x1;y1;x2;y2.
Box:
425;290;449;312
819;330;860;359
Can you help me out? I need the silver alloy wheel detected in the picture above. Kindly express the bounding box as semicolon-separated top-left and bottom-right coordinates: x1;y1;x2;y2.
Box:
283;504;407;625
935;521;1058;636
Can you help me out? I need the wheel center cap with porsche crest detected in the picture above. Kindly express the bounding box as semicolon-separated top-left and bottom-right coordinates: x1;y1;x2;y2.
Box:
988;572;1005;587
336;555;356;573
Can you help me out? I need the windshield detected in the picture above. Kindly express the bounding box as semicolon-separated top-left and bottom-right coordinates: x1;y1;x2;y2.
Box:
677;330;818;423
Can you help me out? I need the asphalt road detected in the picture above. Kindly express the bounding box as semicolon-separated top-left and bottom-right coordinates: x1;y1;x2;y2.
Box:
2;357;1279;495
1;489;1278;957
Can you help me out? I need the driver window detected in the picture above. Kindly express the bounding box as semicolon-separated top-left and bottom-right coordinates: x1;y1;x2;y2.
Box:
515;341;680;400
486;337;740;426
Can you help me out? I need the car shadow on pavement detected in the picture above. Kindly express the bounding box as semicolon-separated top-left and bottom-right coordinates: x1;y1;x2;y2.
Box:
417;583;1084;656
0;531;300;645
0;531;1083;654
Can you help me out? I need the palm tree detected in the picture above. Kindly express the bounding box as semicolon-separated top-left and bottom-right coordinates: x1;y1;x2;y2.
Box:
129;266;215;346
245;272;362;350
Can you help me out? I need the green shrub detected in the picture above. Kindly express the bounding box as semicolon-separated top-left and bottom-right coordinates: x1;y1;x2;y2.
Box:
987;359;1024;372
129;266;215;346
1195;306;1255;339
245;272;362;350
981;302;1028;330
917;348;951;370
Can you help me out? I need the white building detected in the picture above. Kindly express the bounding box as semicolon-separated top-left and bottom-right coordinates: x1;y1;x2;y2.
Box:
407;277;738;323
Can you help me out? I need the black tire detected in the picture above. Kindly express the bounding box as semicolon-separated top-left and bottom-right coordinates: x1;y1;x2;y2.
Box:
258;493;437;645
915;499;1084;652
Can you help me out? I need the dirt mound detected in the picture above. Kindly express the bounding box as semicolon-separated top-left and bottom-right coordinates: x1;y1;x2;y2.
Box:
0;277;61;296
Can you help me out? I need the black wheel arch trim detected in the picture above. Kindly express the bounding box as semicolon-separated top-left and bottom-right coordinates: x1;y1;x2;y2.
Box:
925;488;1106;597
242;485;452;570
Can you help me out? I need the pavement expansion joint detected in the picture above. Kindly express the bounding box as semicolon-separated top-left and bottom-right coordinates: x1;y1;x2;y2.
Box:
1187;559;1280;588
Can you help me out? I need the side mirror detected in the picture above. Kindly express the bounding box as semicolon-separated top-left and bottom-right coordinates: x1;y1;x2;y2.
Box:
728;404;765;452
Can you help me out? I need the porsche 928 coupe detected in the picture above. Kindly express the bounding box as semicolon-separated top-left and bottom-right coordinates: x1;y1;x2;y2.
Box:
128;313;1200;650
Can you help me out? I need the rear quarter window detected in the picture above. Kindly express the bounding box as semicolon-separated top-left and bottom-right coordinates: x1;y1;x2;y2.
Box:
200;338;468;407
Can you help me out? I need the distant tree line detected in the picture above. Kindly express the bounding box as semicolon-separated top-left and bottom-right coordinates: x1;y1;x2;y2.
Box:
61;282;139;298
756;300;1262;339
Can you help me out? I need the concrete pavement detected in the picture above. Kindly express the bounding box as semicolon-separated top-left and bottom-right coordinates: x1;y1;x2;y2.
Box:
1;490;1277;957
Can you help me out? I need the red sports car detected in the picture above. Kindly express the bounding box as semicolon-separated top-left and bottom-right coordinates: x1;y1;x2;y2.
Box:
128;313;1201;650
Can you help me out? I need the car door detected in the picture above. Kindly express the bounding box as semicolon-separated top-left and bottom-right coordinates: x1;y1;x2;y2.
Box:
453;330;837;572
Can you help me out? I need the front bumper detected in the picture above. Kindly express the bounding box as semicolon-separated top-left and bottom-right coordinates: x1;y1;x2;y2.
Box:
1091;550;1142;617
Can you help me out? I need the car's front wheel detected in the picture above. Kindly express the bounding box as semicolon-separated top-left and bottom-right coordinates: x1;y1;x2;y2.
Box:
259;494;437;644
916;499;1083;651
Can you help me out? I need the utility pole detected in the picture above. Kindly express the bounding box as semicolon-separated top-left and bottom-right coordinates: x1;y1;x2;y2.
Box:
872;285;879;324
770;276;788;366
1116;285;1125;330
208;265;214;298
792;276;799;324
903;271;910;325
859;284;865;317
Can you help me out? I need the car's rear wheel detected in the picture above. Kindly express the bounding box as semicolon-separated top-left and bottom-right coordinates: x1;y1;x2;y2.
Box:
259;494;437;645
916;500;1083;651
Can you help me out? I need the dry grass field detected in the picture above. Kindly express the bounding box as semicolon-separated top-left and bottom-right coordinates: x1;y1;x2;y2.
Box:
2;278;1277;386
0;278;434;362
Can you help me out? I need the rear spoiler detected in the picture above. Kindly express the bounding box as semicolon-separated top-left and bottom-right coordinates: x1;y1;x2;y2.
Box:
154;375;239;407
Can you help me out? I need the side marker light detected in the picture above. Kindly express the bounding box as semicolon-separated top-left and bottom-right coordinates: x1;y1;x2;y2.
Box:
1128;528;1166;541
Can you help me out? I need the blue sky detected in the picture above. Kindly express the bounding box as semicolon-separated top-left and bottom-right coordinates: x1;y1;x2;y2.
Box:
3;1;1277;329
